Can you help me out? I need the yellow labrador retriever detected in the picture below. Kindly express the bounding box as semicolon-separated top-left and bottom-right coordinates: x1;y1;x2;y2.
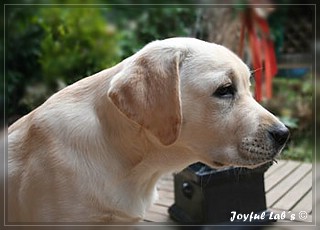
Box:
8;37;289;223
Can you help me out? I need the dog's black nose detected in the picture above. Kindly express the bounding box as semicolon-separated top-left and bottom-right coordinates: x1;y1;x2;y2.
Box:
268;125;290;148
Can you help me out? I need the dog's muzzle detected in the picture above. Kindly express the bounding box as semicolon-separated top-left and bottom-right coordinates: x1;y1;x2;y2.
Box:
239;123;290;165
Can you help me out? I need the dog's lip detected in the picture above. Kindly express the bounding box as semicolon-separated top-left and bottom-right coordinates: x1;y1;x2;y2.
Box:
233;147;277;168
212;157;275;169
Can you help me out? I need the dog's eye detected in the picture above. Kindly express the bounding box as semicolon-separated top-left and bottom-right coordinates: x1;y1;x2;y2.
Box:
214;84;235;98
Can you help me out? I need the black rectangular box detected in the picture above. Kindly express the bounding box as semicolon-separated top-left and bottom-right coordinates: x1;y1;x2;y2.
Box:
168;162;272;224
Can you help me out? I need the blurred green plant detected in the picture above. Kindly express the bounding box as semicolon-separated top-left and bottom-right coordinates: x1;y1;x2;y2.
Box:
107;7;197;59
6;7;44;121
262;75;313;162
38;7;120;86
6;6;120;123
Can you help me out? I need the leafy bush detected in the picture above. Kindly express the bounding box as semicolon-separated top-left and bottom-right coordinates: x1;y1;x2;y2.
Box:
6;6;120;123
6;7;44;121
262;75;313;162
108;7;198;59
38;7;120;86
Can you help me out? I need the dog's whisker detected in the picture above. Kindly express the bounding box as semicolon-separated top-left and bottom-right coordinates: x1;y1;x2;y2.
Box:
250;67;263;75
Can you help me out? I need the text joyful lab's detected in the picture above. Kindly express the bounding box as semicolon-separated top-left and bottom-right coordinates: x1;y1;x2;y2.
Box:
230;211;297;222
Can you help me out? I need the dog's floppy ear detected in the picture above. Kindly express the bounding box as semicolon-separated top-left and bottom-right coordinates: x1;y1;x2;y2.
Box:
108;49;182;146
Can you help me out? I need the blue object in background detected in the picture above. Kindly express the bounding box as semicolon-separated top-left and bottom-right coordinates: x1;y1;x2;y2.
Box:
277;68;309;79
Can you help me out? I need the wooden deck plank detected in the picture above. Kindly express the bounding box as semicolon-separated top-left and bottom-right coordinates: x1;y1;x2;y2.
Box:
264;160;287;178
148;204;169;214
144;211;172;222
272;171;312;211
266;163;312;207
292;189;312;214
158;178;172;185
161;173;175;180
155;196;175;207
158;190;174;199
264;161;301;192
144;204;173;222
157;181;174;192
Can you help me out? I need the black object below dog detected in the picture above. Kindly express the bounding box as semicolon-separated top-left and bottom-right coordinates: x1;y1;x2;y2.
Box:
168;162;275;224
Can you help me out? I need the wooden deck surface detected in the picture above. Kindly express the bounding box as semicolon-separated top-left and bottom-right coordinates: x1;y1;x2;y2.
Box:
144;160;314;224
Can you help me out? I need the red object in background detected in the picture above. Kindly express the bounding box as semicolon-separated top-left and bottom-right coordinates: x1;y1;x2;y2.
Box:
239;9;278;102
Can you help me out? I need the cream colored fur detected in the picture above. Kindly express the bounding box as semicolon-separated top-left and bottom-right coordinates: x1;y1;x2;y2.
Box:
8;37;287;223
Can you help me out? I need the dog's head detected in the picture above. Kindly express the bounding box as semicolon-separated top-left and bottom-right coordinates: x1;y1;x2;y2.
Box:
108;37;289;168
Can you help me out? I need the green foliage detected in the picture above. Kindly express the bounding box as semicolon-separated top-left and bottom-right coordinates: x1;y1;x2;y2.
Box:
282;138;313;163
262;75;313;162
108;7;197;59
37;7;120;86
6;6;120;121
6;7;44;119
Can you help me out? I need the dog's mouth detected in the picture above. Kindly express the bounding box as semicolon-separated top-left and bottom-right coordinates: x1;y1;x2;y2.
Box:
210;157;273;170
206;132;288;169
237;124;289;167
237;136;287;168
207;145;277;169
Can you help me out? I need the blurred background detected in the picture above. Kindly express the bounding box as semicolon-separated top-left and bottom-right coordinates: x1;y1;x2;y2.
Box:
2;0;316;163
